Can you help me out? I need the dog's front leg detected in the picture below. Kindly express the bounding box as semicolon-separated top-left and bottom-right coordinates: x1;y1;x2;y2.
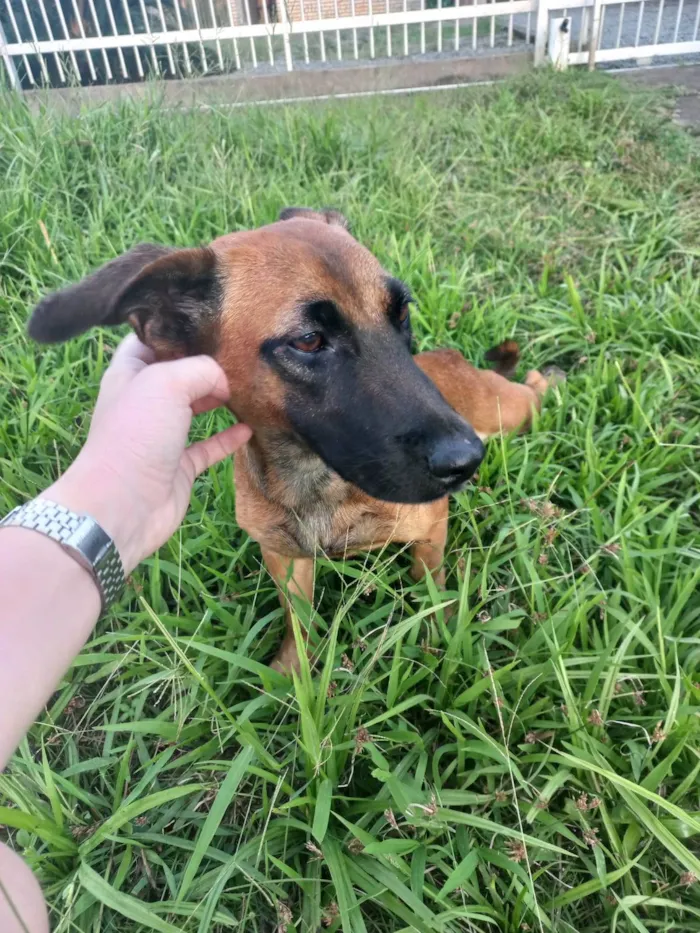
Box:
262;549;315;676
410;497;449;588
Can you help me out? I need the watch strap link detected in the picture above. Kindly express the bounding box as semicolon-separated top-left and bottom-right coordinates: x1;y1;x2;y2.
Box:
0;498;125;612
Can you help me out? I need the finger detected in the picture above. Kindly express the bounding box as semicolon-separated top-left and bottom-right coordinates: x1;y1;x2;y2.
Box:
111;333;156;369
191;394;229;416
184;424;252;478
146;355;230;409
98;335;156;405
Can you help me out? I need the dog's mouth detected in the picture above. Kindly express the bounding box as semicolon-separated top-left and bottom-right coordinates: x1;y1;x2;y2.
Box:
352;436;484;504
292;423;485;504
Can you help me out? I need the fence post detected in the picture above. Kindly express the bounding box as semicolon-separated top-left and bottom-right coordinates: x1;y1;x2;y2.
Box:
283;27;294;69
533;0;549;65
0;18;21;90
587;0;602;68
283;0;294;70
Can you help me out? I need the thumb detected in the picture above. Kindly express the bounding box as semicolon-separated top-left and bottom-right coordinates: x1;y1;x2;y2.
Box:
97;334;156;407
149;354;231;409
184;423;252;479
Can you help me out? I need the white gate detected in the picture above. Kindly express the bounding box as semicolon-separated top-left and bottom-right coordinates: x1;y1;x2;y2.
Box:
538;0;700;68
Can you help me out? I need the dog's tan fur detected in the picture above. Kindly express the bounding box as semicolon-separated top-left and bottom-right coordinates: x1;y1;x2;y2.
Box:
28;210;560;675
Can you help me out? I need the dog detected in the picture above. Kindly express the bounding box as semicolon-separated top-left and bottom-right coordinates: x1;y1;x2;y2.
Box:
28;208;562;674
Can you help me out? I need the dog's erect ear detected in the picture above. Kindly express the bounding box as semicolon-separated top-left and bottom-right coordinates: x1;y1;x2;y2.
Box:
278;206;350;232
28;245;221;358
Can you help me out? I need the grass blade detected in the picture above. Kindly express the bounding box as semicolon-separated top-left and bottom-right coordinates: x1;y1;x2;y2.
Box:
79;862;183;933
178;745;255;901
312;778;333;845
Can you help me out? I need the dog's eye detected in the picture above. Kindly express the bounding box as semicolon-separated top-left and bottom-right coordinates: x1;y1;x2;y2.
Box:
290;332;323;353
398;304;410;326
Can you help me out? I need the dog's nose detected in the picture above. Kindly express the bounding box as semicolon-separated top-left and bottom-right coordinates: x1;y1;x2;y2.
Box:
428;434;485;485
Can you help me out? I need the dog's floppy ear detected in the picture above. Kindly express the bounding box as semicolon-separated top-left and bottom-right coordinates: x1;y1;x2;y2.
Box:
279;206;350;232
28;244;221;358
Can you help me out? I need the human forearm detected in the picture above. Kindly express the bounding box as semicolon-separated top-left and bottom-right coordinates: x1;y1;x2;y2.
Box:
0;526;101;769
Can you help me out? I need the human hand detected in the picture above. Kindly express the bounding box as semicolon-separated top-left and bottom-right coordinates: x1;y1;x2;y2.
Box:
49;335;252;574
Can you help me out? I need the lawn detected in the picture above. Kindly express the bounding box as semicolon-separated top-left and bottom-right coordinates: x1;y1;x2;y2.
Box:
1;71;700;933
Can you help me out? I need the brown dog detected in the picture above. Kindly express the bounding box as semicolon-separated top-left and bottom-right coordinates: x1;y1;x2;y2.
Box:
28;209;560;674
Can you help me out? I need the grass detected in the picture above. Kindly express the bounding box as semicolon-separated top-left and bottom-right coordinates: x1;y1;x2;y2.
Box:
1;71;700;933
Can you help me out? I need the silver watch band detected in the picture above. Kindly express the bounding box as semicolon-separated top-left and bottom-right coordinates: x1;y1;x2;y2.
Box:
0;498;125;612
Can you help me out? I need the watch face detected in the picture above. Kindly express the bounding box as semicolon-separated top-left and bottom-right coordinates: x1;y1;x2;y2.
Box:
68;518;113;567
65;519;125;608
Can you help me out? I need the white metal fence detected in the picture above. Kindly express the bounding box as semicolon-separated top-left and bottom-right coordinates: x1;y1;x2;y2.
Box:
1;0;698;91
0;0;540;87
543;0;700;67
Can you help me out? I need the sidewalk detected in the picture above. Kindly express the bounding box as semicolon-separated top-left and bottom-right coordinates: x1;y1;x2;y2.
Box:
615;63;700;129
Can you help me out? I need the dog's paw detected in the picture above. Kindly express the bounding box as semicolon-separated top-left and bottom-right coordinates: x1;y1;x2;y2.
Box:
270;653;299;677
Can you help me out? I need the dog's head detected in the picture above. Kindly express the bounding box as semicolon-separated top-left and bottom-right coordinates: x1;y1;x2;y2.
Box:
28;209;483;503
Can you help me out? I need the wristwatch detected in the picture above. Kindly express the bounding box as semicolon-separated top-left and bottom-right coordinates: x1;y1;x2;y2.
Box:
0;498;125;613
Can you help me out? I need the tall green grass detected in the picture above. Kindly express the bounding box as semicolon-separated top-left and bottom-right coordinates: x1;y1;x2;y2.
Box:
1;72;699;932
